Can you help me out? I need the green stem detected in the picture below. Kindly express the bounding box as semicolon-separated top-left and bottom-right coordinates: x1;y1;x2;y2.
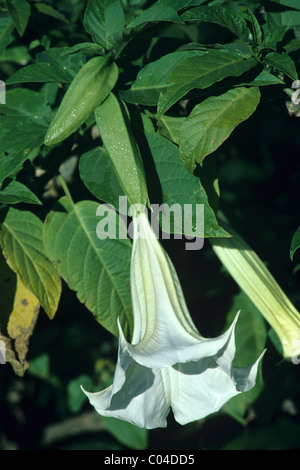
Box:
58;174;75;207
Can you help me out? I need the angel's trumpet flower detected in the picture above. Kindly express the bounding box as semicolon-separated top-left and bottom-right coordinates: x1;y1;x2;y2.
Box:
82;211;263;429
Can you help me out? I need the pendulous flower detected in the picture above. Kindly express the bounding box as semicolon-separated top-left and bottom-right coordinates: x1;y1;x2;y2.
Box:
82;210;263;429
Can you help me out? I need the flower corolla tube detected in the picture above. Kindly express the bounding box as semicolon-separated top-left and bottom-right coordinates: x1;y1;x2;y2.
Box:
82;211;263;429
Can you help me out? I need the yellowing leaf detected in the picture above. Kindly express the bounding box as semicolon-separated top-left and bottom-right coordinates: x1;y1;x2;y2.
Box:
0;268;40;376
8;274;40;340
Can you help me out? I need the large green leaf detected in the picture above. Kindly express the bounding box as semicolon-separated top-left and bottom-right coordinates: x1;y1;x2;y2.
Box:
83;0;125;49
179;87;261;172
157;50;257;116
43;196;133;338
181;5;253;43
120;50;206;106
143;128;229;238
0;208;61;319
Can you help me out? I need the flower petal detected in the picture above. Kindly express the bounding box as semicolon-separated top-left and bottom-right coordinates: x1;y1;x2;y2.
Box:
169;351;264;425
81;323;171;429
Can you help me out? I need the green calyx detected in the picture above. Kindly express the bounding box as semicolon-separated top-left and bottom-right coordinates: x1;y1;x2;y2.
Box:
44;55;118;146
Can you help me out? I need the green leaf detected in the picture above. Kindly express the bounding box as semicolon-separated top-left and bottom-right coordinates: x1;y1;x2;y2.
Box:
127;3;183;28
102;417;148;450
6;62;74;85
34;2;69;24
158;0;207;10
0;124;47;183
0;88;51;130
157;50;257;116
264;52;298;80
0;208;61;319
222;291;267;423
28;353;59;386
0;12;14;55
240;69;285;86
0;180;42;205
179;87;261;172
79;147;124;212
0;45;30;65
7;0;31;37
67;375;93;413
43;196;133;338
247;8;262;44
120;50;206;106
157;115;185;145
83;0;125;49
267;10;300;28
0;88;51;182
181;6;253;43
36;47;85;78
28;354;50;380
61;42;105;57
109;2;184;47
290;226;300;260
263;25;291;50
284;38;300;53
270;0;300;9
144;128;229;238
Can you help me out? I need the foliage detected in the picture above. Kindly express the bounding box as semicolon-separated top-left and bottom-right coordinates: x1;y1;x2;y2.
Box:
0;0;299;450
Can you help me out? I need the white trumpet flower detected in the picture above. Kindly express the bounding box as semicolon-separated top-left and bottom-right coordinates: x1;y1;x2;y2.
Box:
82;211;263;429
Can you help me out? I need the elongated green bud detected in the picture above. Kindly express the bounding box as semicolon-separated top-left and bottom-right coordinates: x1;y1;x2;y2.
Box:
95;92;149;207
210;225;300;360
44;56;118;146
